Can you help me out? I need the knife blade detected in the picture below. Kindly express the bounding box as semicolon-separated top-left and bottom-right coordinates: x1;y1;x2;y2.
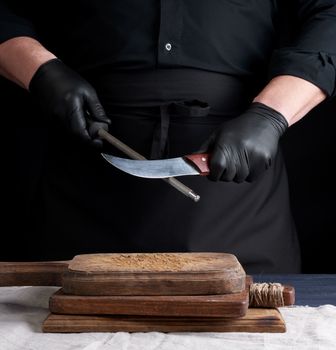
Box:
101;153;210;179
97;129;201;201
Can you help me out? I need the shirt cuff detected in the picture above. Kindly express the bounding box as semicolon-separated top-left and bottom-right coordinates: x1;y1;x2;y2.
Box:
267;48;336;100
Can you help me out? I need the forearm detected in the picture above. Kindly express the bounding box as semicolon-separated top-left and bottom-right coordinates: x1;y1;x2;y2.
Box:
253;75;327;126
0;36;56;89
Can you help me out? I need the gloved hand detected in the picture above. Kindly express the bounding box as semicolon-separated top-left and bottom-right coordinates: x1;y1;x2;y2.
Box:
29;58;111;147
197;102;288;183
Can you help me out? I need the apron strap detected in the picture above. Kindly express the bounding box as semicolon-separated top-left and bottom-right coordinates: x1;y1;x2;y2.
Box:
150;104;171;159
150;99;210;159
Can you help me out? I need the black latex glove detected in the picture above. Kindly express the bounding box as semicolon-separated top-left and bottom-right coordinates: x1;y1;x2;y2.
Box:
197;102;288;183
29;58;111;147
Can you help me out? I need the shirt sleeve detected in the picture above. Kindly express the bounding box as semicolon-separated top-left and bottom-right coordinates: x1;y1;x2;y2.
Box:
267;0;336;99
0;1;38;44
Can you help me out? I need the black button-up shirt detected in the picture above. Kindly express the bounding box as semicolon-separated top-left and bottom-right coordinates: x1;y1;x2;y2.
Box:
1;0;336;98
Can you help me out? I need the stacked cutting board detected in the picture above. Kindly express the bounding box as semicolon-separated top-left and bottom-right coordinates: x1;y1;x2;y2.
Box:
0;252;295;333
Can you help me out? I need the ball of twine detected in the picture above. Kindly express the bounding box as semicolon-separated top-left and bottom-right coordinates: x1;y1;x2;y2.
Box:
249;282;284;308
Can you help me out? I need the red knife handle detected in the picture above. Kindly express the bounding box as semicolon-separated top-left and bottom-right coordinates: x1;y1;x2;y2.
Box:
184;153;210;176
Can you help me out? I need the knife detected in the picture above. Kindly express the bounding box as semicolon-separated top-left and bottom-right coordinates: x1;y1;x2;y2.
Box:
101;153;210;179
97;129;202;202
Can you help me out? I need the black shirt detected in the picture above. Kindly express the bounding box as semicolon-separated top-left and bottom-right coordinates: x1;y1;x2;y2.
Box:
2;1;333;272
0;0;336;98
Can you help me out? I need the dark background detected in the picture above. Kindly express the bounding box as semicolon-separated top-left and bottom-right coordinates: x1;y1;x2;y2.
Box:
1;77;335;272
281;97;335;273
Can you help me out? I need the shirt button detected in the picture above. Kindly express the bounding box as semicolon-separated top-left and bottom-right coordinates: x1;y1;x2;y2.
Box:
165;43;172;51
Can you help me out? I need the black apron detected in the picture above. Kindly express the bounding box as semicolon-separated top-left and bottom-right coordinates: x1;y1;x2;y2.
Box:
34;68;301;273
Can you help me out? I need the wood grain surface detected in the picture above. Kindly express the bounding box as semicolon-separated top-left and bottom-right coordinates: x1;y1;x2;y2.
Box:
49;288;249;318
42;308;286;333
48;284;294;318
62;253;246;296
0;261;69;286
0;257;294;306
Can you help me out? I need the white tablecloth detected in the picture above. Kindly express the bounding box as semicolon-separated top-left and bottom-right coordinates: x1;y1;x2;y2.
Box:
1;286;335;350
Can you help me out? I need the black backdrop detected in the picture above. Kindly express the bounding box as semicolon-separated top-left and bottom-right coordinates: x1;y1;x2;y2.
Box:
281;98;335;273
1;77;335;272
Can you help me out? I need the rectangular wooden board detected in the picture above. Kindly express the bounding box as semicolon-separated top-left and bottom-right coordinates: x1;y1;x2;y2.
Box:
42;308;286;333
49;288;249;318
0;253;246;296
62;253;246;296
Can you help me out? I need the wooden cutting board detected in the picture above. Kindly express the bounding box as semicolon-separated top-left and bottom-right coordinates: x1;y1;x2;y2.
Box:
0;253;245;295
62;253;246;295
42;308;286;333
49;288;249;318
49;281;294;317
